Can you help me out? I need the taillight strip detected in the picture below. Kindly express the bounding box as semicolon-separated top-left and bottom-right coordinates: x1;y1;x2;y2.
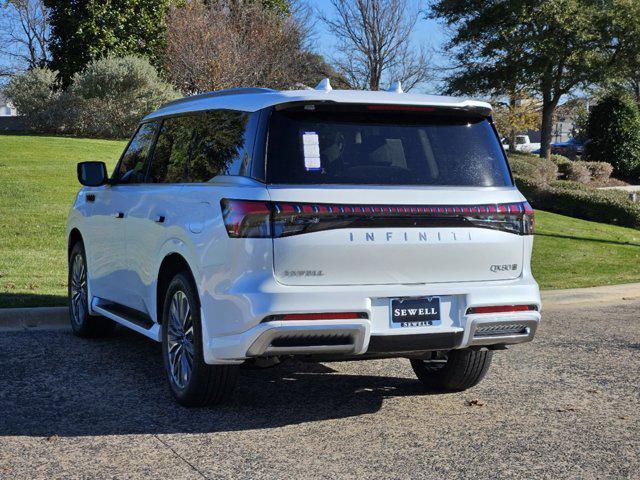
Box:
221;199;535;238
272;201;528;215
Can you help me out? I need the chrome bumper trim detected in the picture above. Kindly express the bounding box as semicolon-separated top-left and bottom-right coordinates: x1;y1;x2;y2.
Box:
246;323;367;357
467;318;539;346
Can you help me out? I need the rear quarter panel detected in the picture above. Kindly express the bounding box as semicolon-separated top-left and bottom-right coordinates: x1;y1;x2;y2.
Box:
156;180;272;338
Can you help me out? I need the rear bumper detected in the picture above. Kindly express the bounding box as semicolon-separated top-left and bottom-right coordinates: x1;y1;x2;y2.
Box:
367;331;464;353
201;276;541;364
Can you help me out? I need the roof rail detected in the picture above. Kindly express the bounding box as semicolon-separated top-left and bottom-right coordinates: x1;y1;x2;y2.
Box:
159;87;276;109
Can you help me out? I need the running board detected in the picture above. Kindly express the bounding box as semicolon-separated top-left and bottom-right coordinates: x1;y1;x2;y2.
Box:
91;298;161;342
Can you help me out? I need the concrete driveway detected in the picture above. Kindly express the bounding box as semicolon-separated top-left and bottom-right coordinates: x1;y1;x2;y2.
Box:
1;301;638;479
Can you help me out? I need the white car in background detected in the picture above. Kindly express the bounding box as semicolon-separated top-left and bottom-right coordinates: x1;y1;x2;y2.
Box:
502;135;541;153
67;80;541;407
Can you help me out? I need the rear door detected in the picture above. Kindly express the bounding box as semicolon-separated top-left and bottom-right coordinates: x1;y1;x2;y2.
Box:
264;105;530;286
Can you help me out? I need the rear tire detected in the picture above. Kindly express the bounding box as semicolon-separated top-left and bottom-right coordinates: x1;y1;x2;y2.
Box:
161;272;239;407
410;349;493;392
68;241;116;338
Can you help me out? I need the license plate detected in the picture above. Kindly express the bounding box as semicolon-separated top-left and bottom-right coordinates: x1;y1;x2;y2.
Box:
390;297;441;328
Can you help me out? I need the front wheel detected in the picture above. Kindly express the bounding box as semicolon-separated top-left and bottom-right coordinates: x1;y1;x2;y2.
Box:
410;349;493;392
161;273;239;407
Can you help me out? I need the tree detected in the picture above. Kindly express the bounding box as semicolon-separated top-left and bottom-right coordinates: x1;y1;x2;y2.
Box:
604;12;640;104
320;0;431;91
45;0;171;86
431;0;640;159
163;0;341;93
65;55;179;138
220;0;291;16
0;0;49;76
292;52;351;90
585;93;640;180
492;90;541;151
2;67;59;130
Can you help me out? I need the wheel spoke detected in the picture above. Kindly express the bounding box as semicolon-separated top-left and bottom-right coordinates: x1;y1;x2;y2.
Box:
184;323;194;337
168;341;181;356
182;301;190;328
180;352;190;384
73;292;81;310
182;339;195;357
77;295;86;320
171;345;182;378
167;318;182;340
170;298;180;325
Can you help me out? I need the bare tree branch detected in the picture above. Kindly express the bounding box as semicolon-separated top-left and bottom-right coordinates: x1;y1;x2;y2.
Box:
164;0;344;94
320;0;431;91
0;0;49;74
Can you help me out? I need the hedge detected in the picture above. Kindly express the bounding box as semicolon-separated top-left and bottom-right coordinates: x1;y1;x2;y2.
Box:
509;152;613;185
508;153;558;184
515;176;640;229
558;161;590;183
583;161;614;182
3;57;179;138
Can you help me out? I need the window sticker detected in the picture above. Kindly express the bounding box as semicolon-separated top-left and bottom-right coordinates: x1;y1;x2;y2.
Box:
302;132;321;171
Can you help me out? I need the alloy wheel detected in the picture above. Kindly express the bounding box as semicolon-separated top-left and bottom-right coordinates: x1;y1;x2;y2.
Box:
166;290;195;389
70;253;88;325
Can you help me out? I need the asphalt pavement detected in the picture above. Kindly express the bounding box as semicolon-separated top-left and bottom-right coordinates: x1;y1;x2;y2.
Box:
0;301;638;479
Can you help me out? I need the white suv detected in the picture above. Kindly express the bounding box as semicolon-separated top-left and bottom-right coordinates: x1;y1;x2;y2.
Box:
68;81;541;406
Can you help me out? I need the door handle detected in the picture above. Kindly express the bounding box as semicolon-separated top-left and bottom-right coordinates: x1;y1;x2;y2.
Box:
115;212;124;219
154;215;166;223
86;194;96;202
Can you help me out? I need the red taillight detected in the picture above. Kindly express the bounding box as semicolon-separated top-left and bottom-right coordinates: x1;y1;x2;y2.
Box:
220;199;271;238
263;312;368;322
467;305;537;315
221;199;535;238
523;201;535;234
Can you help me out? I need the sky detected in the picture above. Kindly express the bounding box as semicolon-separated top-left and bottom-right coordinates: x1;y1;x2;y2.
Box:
309;0;451;94
0;0;451;91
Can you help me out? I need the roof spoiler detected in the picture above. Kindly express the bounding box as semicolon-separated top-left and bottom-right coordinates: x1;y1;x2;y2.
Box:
159;88;276;110
274;101;493;117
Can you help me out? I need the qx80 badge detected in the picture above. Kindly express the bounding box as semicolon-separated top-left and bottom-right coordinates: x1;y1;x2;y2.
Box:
490;264;519;273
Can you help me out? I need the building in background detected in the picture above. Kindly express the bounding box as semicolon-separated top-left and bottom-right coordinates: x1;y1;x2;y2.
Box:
552;109;577;143
0;93;17;116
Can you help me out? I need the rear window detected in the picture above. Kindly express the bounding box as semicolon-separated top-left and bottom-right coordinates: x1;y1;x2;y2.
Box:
266;106;512;187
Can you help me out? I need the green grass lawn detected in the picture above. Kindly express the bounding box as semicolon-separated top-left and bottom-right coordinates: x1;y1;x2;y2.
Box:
532;210;640;289
1;133;640;308
0;133;124;308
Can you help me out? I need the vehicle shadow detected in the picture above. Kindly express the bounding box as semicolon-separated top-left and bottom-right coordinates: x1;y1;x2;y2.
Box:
0;292;66;309
0;328;434;437
535;232;640;248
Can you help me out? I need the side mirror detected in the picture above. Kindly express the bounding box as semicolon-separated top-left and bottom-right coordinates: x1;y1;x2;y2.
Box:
77;161;108;187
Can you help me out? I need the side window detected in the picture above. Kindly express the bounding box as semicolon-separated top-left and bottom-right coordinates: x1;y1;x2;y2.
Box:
148;110;254;183
149;116;194;183
115;122;158;183
187;110;250;181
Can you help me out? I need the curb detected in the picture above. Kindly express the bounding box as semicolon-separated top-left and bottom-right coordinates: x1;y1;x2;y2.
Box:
1;283;639;331
541;282;640;309
0;307;68;331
